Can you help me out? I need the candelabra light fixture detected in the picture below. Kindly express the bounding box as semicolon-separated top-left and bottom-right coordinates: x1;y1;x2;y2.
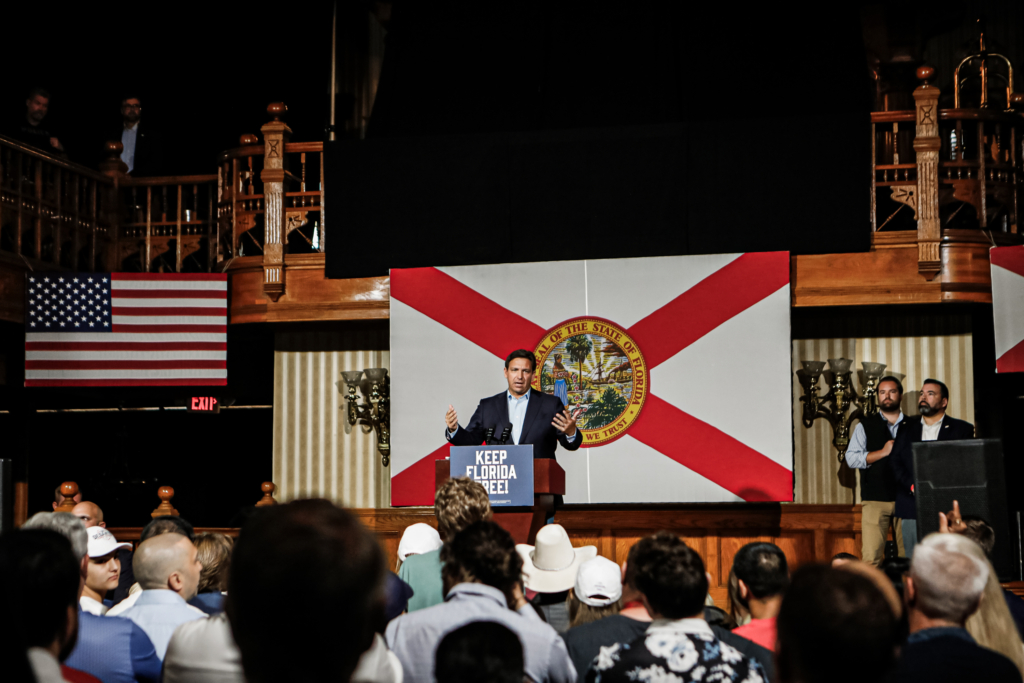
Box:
796;358;888;463
341;368;391;467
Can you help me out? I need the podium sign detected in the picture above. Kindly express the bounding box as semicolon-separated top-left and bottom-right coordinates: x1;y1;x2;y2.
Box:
449;445;534;507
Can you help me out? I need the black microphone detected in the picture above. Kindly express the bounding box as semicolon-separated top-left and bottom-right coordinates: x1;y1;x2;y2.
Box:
498;422;512;445
484;427;495;445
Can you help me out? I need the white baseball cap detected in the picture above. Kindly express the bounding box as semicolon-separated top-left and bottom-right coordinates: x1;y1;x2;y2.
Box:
397;523;442;561
86;527;131;558
574;556;623;607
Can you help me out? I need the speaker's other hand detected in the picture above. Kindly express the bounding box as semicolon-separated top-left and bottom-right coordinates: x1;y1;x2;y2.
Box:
445;404;459;433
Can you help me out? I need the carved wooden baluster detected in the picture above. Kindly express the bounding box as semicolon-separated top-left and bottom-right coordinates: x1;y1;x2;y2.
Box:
260;103;291;301
317;150;325;252
300;152;307;206
175;185;183;274
255;482;278;507
151;486;179;518
913;66;942;280
55;482;78;513
52;166;62;265
145;186;153;271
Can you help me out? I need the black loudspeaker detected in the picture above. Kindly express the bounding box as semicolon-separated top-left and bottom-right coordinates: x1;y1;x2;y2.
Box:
913;439;1014;580
0;459;12;534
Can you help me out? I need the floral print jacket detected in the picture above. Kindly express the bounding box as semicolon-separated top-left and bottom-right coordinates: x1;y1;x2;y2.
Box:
585;618;767;683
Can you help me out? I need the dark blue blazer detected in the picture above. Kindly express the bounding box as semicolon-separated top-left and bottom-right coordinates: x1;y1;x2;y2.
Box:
447;390;582;460
890;414;974;519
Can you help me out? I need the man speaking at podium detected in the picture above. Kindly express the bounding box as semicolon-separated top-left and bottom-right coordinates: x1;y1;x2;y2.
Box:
444;349;582;459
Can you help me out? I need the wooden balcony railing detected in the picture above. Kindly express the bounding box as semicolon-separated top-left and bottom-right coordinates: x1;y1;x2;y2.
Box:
870;66;1024;277
0;135;117;271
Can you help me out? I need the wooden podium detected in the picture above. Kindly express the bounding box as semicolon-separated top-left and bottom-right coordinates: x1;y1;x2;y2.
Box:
436;457;565;544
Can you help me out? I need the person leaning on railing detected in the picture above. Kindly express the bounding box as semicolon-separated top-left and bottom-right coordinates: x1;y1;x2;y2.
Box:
4;87;65;156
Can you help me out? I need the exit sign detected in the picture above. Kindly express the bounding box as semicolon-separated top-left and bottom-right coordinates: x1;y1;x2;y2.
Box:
188;397;219;413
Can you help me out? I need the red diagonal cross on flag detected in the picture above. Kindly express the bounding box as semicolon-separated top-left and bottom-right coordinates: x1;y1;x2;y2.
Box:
390;252;793;505
992;246;1024;373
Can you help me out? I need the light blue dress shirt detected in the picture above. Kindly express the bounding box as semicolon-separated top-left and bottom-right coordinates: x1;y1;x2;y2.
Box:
385;583;576;683
508;389;530;444
120;124;138;173
846;411;904;469
119;590;207;660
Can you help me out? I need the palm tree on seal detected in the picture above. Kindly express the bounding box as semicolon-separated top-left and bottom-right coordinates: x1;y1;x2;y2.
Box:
565;335;593;394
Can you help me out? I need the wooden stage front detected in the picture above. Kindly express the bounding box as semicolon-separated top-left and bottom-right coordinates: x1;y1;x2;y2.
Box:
353;503;861;606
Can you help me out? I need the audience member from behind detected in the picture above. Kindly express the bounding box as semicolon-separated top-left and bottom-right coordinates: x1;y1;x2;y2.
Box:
831;552;858;566
387;520;576;683
0;530;82;683
397;522;442;568
80;527;131;615
563;542;653;677
518;523;597;632
569;556;622;628
435;621;524;683
111;95;163;176
227;499;388;683
921;533;1024;678
8;87;64;154
188;532;232;615
585;532;765;683
120;533;206;659
53;484;83;510
23;512;162;683
399;477;492;612
565;540;774;680
777;565;899;683
107;515;197;615
887;534;1022;683
944;503;1024;639
731;541;789;650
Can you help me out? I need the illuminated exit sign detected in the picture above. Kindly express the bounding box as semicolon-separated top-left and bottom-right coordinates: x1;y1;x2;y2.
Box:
188;397;219;413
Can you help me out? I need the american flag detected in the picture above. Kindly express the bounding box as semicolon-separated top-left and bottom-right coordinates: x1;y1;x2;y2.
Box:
25;273;227;387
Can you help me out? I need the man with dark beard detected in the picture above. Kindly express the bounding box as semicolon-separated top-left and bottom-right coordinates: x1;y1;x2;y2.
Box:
846;376;906;565
891;379;974;558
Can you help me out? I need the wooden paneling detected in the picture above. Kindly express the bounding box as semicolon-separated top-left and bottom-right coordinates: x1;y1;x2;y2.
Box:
352;505;863;584
226;255;388;323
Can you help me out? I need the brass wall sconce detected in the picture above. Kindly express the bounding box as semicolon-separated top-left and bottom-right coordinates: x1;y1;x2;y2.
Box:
341;368;391;467
796;358;887;463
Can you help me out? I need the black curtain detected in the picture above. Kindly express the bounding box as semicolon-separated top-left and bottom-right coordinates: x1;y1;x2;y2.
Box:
326;3;872;278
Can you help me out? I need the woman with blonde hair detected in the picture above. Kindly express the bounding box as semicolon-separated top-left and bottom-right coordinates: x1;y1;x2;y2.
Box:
190;532;233;615
924;532;1024;678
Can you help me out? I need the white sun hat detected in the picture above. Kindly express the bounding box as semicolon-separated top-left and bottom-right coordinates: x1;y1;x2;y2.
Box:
86;527;131;558
516;524;597;593
574;555;623;607
397;523;442;561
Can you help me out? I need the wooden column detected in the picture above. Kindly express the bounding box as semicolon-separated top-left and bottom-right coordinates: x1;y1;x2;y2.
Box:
913;67;942;280
260;104;291;301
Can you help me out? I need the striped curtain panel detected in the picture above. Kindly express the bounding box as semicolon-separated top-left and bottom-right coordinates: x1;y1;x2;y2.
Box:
272;328;391;508
792;319;974;504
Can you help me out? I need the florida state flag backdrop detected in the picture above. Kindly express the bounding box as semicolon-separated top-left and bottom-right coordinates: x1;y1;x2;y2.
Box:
992;245;1024;373
390;252;793;505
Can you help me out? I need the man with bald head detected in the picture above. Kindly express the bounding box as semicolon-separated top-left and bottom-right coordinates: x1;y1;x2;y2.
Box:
119;533;206;659
72;501;104;528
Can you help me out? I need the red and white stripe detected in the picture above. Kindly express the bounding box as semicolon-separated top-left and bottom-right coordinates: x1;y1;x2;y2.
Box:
25;273;227;387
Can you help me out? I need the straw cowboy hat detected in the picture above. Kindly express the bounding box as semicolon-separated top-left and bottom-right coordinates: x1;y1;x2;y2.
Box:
516;524;597;593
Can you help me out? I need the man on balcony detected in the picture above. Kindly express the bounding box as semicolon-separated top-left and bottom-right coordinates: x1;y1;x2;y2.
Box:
111;94;163;176
5;87;64;155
